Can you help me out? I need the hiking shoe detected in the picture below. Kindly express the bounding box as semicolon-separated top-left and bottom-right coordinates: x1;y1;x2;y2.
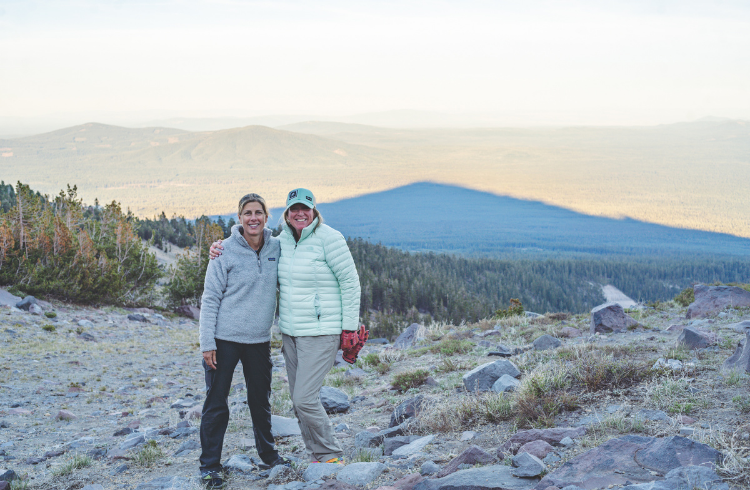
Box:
324;457;344;464
269;456;292;468
200;471;225;489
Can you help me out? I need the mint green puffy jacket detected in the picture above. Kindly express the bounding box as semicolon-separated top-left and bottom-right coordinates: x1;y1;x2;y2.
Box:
278;218;361;336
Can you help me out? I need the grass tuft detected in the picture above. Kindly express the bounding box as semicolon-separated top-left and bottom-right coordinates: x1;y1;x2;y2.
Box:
52;454;93;476
392;369;429;391
132;439;164;467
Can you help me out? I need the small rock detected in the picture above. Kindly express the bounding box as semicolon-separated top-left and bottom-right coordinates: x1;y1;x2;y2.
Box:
421;461;440;475
268;464;292;482
590;302;640;334
335;423;349;432
636;409;669;422
517;440;555;460
491;374;519;393
511;452;546;478
677;327;717;350
392;435;434;458
559;437;575;447
111;464;129;475
133;476;192;490
462;360;520;392
271;415;302;437
501;427;586;454
302;462;344;482
389;395;424;428
15;296;37;311
119;433;145;450
0;469;17;481
680;427;696;436
437;445;495;478
320;386;350;413
393;323;424;349
533;335;562;351
28;304;43;315
460;431;477;441
224;453;256;474
560;327;581;338
128;313;148;322
55;409;77;421
175;305;200;319
173;440;200;457
336;462;387;486
77;319;94;328
384;435;422;456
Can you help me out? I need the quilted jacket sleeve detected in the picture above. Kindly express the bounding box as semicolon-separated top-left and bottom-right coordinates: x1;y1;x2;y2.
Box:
323;229;361;331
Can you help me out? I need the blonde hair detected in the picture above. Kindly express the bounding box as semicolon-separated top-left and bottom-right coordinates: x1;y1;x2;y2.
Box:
237;193;270;219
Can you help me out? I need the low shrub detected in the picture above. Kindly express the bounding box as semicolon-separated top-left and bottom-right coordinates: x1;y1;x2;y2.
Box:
674;287;695;307
430;339;473;356
392;369;429;391
44;311;57;318
132;440;164;467
41;324;55;332
495;298;524;319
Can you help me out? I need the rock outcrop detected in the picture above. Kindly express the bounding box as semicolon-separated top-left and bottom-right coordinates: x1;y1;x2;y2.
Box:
687;284;750;318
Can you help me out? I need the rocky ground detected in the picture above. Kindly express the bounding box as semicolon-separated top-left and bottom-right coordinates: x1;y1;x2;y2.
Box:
0;286;749;490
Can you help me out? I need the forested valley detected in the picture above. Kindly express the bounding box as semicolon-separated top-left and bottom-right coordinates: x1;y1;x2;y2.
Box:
2;181;750;339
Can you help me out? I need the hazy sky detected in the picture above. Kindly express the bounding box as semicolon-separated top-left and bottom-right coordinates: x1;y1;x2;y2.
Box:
1;0;749;126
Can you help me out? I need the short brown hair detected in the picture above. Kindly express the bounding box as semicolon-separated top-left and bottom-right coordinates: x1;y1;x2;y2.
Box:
237;193;270;219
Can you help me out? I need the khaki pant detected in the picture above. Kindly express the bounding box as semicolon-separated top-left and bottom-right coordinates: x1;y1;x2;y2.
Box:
281;334;343;462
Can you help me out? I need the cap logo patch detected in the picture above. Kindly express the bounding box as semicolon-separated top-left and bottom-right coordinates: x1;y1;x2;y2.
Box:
288;190;298;199
305;196;313;201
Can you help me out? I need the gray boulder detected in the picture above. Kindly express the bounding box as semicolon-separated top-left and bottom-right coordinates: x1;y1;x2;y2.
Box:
463;360;520;392
414;466;538;490
722;331;750;373
687;284;750;318
488;344;516;357
173;440;199;457
389;395;424;427
29;304;43;315
492;374;520;393
14;296;37;311
336;462;387;486
502;427;586;454
621;465;728;490
437;445;496;478
320;386;350;413
393;323;424;349
175;305;200;319
271;415;302;437
302;462;343;481
728;320;750;334
676;327;716;350
532;335;561;351
0;289;21;308
534;435;722;490
590;302;640;334
0;469;17;482
134;476;192;490
392;435;434;458
511;452;545;478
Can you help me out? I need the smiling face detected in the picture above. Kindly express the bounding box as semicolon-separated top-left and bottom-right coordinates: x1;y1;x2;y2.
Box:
287;203;314;234
239;201;267;238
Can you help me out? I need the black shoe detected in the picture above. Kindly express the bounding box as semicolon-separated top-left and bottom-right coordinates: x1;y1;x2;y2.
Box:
268;456;292;468
200;471;225;489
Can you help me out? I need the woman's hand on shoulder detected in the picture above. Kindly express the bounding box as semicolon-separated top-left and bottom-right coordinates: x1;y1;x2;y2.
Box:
209;240;224;260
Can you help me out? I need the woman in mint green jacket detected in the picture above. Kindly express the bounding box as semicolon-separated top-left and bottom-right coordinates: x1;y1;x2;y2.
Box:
278;188;360;463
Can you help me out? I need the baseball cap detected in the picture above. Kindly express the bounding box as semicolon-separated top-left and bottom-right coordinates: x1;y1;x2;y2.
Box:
285;188;316;210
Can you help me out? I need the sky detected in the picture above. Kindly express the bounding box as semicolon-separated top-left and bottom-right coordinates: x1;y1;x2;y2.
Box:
1;0;749;128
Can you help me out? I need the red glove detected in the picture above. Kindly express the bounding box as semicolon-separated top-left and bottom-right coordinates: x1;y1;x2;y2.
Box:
341;325;369;364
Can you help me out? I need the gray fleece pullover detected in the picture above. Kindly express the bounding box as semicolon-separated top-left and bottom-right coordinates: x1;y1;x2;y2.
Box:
199;225;280;352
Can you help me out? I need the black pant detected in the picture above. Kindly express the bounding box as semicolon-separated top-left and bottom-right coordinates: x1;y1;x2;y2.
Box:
199;339;278;473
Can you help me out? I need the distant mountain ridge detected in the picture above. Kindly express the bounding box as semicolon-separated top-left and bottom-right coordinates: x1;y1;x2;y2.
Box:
266;183;750;258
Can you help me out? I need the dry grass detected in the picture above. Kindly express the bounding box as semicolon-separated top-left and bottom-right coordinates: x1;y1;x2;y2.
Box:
415;393;514;433
695;427;750;488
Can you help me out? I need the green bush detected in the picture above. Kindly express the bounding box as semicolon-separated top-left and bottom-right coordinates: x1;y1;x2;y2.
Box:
392;369;429;391
430;339;473;356
44;311;57;318
674;287;695;307
495;298;524;319
0;183;161;304
41;324;56;332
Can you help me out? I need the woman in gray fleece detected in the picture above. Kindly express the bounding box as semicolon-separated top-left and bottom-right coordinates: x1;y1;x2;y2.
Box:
197;193;286;487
